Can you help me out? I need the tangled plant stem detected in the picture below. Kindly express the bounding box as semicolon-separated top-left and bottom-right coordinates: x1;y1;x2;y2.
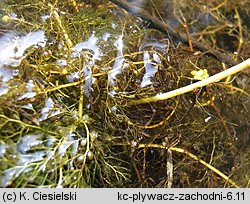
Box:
133;143;240;188
110;0;238;65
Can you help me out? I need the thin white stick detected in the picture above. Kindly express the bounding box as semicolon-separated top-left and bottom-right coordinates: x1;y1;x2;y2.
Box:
128;58;250;105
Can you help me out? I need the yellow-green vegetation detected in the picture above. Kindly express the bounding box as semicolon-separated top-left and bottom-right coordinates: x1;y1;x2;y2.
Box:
191;69;209;81
0;0;249;187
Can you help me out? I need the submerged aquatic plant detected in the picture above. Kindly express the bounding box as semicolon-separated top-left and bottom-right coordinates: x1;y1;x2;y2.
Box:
0;0;249;188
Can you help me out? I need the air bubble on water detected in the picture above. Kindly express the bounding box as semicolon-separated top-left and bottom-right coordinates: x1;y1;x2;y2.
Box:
111;106;117;112
57;59;67;66
102;32;110;41
78;155;84;161
0;144;8;157
111;22;117;29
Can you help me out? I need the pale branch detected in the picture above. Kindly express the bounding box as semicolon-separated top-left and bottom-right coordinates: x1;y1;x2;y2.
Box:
127;58;250;106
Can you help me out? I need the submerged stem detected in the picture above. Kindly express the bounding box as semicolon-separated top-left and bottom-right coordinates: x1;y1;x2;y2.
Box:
135;143;240;188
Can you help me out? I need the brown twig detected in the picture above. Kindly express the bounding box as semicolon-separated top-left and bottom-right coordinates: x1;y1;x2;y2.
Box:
234;7;243;57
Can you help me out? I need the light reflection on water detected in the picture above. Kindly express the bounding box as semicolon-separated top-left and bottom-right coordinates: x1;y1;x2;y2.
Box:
72;32;101;63
0;129;83;186
17;134;42;154
0;131;68;186
70;33;103;98
17;80;36;100
57;132;79;157
39;97;61;121
108;34;126;85
0;134;46;187
0;30;46;96
1;167;33;187
139;41;167;52
140;51;159;88
0;31;46;68
17;151;46;166
1;150;53;187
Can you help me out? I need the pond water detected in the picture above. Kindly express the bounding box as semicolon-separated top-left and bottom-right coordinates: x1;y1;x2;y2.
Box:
0;0;249;188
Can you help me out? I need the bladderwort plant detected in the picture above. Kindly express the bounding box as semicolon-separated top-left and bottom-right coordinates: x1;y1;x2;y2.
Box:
0;0;249;187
